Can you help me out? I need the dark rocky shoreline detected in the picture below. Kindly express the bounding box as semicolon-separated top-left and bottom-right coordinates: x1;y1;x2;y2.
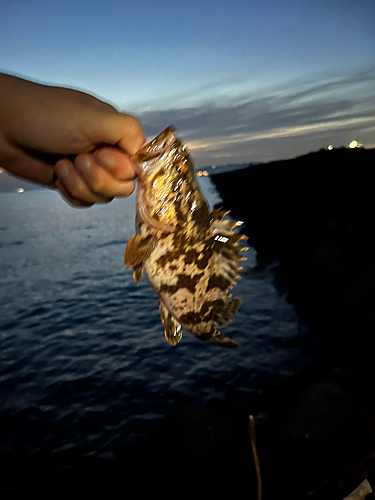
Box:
211;147;375;364
209;147;375;499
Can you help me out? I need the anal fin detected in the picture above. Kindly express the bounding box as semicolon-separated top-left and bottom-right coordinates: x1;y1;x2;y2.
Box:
200;327;237;348
158;300;182;346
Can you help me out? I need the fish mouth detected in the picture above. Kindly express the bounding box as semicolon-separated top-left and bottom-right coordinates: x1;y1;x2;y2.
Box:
134;126;179;174
133;126;180;234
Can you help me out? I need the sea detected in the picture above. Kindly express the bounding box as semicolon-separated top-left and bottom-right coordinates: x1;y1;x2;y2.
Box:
0;174;312;496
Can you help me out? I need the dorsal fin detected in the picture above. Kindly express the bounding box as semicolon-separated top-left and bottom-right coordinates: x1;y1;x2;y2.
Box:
209;213;248;289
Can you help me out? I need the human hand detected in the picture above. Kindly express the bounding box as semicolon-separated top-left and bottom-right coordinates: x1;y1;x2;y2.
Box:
0;73;145;206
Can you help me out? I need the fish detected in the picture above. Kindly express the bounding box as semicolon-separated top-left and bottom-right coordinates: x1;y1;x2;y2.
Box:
124;127;247;347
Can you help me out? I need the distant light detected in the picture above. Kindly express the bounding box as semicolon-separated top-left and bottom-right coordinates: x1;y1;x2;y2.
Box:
328;144;333;150
197;171;203;177
211;165;216;169
348;140;362;149
17;187;25;193
202;170;208;176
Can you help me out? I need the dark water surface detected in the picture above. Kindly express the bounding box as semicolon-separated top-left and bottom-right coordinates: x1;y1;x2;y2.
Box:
0;178;311;497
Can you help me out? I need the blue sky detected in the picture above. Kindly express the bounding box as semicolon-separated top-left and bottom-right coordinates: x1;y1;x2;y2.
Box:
1;0;374;166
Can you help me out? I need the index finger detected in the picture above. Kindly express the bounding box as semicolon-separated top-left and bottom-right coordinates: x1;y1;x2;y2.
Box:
94;147;137;181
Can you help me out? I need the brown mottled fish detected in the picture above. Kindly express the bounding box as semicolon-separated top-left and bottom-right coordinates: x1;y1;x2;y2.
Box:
125;127;247;347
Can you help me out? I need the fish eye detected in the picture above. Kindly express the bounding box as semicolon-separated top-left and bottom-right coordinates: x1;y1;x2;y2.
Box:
175;163;187;174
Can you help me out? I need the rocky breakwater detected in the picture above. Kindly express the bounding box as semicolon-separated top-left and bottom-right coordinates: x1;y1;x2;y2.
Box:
211;147;375;364
210;147;375;498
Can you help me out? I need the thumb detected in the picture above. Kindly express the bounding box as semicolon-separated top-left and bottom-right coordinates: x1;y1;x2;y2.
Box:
96;112;145;155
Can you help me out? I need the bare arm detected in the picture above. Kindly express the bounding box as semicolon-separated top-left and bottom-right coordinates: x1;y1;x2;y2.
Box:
0;73;145;206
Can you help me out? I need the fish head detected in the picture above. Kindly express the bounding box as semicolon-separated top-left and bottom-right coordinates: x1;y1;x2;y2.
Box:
134;127;207;230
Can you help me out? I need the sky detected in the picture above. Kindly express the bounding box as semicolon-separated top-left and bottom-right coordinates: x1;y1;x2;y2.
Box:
1;0;374;166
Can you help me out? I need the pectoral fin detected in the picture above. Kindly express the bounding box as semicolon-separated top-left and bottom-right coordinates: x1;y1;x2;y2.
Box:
124;234;156;268
158;300;182;346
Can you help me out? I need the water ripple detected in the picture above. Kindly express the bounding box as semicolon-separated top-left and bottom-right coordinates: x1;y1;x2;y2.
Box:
0;188;312;496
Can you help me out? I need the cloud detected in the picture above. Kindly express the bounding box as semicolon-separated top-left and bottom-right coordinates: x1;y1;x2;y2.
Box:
133;67;375;165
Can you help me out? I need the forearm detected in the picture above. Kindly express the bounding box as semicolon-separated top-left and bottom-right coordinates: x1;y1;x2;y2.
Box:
0;73;56;183
0;73;21;172
0;73;92;185
0;72;143;205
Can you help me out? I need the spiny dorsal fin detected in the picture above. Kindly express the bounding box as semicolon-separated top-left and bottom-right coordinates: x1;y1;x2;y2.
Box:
158;300;182;346
210;208;230;221
210;216;248;289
